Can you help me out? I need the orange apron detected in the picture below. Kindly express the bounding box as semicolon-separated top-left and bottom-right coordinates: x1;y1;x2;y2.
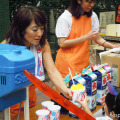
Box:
55;16;92;79
116;15;120;23
10;86;37;117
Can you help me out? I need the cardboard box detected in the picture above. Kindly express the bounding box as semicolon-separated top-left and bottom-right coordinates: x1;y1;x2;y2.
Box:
89;45;94;54
89;53;96;65
89;40;92;45
101;52;120;87
89;45;96;65
89;40;97;45
100;26;106;35
89;45;105;65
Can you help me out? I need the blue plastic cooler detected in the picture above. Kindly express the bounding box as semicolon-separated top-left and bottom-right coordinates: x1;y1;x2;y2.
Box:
0;44;35;111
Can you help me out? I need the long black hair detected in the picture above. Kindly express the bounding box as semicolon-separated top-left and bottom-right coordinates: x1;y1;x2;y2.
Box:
6;5;47;47
68;0;96;19
105;93;120;120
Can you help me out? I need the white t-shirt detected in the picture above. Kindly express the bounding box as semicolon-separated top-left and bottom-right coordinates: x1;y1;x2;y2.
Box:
55;10;99;38
30;45;45;81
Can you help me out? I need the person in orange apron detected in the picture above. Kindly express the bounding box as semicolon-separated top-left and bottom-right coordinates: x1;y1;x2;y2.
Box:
55;0;120;81
116;6;120;24
55;0;120;115
1;5;72;118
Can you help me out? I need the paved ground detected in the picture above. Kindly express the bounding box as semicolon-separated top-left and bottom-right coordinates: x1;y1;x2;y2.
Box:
36;80;54;105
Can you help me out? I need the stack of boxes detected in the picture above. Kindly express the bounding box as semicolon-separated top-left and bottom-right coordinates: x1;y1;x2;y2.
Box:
66;63;113;113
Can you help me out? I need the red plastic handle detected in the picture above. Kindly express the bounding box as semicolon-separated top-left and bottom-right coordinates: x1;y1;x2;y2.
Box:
24;70;95;120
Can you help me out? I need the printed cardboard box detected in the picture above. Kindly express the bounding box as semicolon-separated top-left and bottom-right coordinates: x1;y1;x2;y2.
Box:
89;45;96;65
89;45;95;54
89;53;96;65
101;52;120;87
89;45;102;65
89;40;97;45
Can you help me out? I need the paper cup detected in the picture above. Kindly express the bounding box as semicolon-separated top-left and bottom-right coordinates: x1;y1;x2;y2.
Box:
69;87;85;118
36;109;50;120
41;101;54;110
71;88;85;104
48;105;61;120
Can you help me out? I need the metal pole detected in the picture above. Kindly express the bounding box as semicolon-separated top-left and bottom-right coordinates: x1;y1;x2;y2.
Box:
24;87;29;120
0;111;4;120
4;108;11;120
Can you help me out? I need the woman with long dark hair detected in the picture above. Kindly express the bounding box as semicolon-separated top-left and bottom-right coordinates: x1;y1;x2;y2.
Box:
1;5;72;117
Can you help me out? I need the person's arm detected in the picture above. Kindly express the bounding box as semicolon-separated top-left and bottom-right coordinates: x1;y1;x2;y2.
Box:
41;40;72;99
58;31;99;48
1;40;7;44
91;12;120;49
56;12;99;48
100;95;106;106
95;34;120;48
77;94;95;118
83;105;95;118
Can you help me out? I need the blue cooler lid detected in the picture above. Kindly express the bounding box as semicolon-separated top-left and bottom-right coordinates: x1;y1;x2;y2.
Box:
0;44;35;73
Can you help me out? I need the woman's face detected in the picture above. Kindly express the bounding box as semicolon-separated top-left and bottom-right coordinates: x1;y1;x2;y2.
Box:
24;20;44;47
79;0;96;12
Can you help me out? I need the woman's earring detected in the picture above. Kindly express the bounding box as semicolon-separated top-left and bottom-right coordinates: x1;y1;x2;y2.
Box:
78;0;81;4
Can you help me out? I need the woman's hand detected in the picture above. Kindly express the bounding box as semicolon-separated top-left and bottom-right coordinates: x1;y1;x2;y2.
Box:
77;93;95;118
62;88;72;99
113;44;120;48
77;93;89;109
85;31;99;41
100;95;106;106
